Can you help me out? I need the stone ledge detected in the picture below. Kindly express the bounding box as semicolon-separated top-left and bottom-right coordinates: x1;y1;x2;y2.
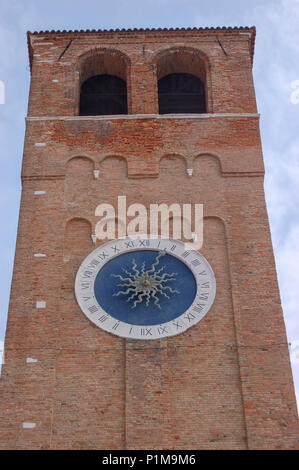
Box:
26;113;260;122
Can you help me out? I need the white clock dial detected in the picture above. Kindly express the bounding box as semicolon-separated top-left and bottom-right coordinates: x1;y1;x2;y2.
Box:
75;238;216;340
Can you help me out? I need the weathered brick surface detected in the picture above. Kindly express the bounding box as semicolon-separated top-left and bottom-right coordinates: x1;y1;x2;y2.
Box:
0;27;297;449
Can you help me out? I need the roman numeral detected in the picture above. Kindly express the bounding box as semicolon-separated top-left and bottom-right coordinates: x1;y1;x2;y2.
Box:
139;239;150;247
140;328;152;336
198;270;207;276
83;296;91;302
112;322;120;330
125;241;134;248
81;282;90;289
97;252;109;260
157;325;168;335
201;281;210;289
111;245;120;253
199;293;209;301
98;315;108;322
172;321;182;329
182;251;190;258
83;270;93;278
169;244;177;251
184;312;195;323
193;303;205;313
88;305;98;314
89;259;100;268
191;259;201;267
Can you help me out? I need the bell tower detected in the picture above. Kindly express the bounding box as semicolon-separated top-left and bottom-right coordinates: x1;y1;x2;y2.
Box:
0;26;297;450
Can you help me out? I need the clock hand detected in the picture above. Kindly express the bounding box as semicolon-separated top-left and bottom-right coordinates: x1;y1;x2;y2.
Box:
144;249;166;275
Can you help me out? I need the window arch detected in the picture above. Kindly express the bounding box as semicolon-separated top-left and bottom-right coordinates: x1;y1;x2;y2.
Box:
156;48;209;114
78;49;129;116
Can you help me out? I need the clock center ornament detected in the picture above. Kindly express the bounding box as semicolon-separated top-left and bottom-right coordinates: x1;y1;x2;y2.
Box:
75;238;216;340
112;250;180;309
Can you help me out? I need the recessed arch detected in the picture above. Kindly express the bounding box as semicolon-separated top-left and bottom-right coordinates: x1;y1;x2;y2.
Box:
193;153;223;176
154;46;211;114
203;215;227;232
155;46;210;80
201;216;230;278
64;216;92;232
77;48;131;83
158;154;189;185
76;48;131;116
62;217;93;291
159;152;188;164
99;154;128;179
99;153;128;164
159;153;187;169
64;217;92;255
65;155;95;172
65;156;95;204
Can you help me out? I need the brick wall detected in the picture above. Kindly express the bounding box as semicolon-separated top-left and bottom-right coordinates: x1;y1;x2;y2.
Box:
0;27;297;449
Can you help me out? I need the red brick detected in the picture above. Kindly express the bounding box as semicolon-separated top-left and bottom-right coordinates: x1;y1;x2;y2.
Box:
0;27;297;450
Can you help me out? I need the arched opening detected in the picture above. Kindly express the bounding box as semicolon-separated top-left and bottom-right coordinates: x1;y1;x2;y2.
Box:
79;74;128;116
158;73;206;114
78;49;129;116
156;48;209;114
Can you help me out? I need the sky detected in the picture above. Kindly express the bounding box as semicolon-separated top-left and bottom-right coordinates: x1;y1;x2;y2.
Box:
0;0;298;409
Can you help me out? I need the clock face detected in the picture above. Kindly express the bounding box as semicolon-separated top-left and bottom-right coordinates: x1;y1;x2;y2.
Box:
75;237;216;340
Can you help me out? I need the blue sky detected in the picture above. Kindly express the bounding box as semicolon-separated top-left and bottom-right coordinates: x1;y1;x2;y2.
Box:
0;0;298;408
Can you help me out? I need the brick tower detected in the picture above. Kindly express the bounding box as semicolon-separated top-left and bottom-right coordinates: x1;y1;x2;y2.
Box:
0;26;297;450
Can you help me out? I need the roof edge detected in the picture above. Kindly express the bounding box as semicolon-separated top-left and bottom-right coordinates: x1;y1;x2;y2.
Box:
27;25;256;71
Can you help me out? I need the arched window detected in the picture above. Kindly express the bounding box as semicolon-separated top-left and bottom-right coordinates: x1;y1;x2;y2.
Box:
78;50;129;116
156;49;208;114
79;74;127;115
158;73;206;114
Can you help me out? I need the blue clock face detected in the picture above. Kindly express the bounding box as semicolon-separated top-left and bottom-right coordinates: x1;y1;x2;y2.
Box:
94;250;197;326
75;238;216;340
